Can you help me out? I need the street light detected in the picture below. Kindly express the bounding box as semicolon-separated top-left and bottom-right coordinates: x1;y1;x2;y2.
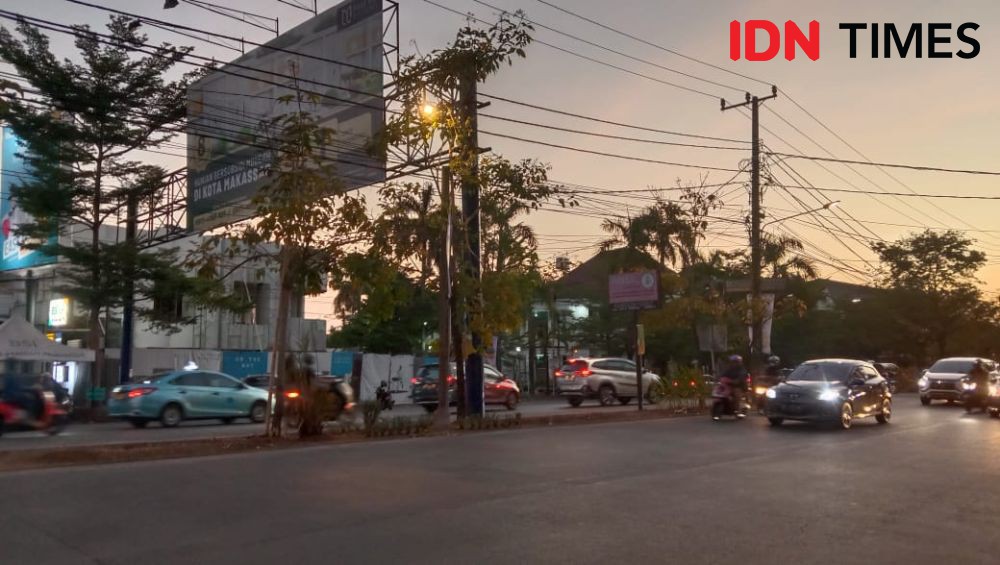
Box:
762;201;840;228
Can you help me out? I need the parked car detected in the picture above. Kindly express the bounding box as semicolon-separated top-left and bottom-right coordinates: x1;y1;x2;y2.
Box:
554;357;660;407
764;359;892;430
410;363;519;413
109;370;269;428
918;357;997;405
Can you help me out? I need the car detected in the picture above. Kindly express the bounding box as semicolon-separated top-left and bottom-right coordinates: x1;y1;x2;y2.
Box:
554;357;661;407
109;370;270;428
918;357;997;405
410;363;519;413
763;359;892;430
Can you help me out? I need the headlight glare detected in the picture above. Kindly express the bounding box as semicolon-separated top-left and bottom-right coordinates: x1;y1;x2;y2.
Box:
765;388;777;399
818;389;841;402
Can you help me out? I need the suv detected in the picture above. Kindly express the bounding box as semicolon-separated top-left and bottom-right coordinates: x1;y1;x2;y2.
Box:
410;363;519;413
555;358;660;407
919;357;998;405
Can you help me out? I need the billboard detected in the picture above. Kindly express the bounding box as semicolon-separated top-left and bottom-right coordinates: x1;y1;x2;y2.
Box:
609;270;660;311
0;127;56;271
186;0;386;232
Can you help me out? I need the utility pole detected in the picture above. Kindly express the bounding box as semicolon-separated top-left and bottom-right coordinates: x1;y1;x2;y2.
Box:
435;167;453;430
118;189;138;385
459;68;485;417
721;86;777;376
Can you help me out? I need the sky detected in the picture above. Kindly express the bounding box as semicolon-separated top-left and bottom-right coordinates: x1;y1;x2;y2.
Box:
4;0;1000;324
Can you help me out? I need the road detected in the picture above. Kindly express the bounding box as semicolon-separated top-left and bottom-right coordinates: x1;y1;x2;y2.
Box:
3;396;1000;564
0;397;639;451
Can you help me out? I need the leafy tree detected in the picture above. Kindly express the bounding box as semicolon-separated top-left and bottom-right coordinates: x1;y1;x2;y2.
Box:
191;89;369;437
873;230;991;359
0;17;230;390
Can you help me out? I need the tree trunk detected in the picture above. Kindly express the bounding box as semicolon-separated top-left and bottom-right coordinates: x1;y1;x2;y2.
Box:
88;160;104;413
267;247;293;437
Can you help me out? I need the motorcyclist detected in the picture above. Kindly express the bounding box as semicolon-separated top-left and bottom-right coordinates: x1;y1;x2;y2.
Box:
719;354;749;417
967;359;990;410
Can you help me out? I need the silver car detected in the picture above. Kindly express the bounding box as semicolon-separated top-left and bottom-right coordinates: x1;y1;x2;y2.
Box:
555;357;661;407
919;357;998;405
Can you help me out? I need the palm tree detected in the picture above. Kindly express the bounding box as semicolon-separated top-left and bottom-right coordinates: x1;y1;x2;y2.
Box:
759;233;817;279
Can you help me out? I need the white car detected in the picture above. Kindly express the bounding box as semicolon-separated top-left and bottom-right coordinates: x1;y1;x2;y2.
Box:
919;357;998;405
555;357;661;407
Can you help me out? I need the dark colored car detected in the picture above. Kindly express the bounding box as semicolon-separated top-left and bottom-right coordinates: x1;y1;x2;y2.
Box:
764;359;892;430
410;363;519;413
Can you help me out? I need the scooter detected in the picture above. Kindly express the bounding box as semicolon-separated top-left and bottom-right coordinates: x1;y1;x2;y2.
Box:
375;381;395;411
0;389;70;437
711;377;750;421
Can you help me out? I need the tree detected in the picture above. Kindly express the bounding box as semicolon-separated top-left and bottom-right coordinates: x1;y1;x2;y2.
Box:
0;17;227;391
873;230;991;359
192;88;369;437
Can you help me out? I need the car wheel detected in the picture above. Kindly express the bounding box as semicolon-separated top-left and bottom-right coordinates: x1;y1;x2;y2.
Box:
920;396;931;406
618;397;632;406
504;392;518;411
876;399;891;424
249;401;267;424
838;402;854;430
46;416;67;436
768;417;784;427
0;418;4;437
422;404;438;414
567;397;584;408
221;417;236;425
989;408;1000;419
128;418;148;429
598;385;616;407
160;403;183;428
965;402;975;414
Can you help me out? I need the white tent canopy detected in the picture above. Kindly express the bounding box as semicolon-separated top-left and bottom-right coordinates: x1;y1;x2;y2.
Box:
0;317;95;362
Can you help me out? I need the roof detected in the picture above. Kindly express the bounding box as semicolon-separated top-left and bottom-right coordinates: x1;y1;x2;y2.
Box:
0;317;95;362
553;248;661;301
803;358;869;366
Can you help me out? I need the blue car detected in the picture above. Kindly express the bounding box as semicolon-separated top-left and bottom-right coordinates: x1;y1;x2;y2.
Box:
109;370;269;428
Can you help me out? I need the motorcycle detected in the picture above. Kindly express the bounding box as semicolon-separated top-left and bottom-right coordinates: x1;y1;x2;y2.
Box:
712;376;750;421
961;378;988;414
282;376;356;429
0;379;70;437
375;381;395;411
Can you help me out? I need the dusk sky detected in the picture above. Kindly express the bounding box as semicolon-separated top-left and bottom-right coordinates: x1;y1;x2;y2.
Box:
4;0;1000;322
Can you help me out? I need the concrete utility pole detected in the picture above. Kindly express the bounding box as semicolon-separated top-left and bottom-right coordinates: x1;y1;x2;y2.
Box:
721;86;777;375
118;189;138;385
459;69;485;417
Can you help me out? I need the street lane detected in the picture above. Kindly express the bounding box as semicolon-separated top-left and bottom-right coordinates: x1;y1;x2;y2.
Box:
0;397;644;451
3;396;998;564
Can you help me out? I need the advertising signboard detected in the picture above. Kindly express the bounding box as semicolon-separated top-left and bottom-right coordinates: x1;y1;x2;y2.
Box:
0;127;56;271
608;270;660;311
186;0;385;232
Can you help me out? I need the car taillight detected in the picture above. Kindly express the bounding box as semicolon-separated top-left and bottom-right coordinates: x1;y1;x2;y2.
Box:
127;387;156;398
411;377;420;385
576;369;593;377
554;370;564;377
446;375;456;385
285;391;301;399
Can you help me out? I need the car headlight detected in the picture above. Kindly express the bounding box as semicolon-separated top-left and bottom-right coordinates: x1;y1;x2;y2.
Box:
754;386;768;396
818;389;841;402
765;388;777;399
962;381;977;391
918;377;929;389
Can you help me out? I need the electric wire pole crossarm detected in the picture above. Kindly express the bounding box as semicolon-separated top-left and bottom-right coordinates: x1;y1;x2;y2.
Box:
720;86;778;373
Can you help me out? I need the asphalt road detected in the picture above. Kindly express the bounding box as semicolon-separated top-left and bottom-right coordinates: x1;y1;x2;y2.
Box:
3;396;1000;564
0;397;638;451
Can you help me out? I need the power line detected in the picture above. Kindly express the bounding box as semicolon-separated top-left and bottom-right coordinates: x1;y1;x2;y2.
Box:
481;130;742;172
769;151;1000;177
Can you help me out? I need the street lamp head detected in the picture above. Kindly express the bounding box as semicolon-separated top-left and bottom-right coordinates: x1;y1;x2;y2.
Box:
163;0;180;8
824;200;841;210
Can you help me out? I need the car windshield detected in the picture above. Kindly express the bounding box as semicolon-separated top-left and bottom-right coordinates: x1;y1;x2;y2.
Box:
786;363;854;384
418;364;456;381
929;360;976;374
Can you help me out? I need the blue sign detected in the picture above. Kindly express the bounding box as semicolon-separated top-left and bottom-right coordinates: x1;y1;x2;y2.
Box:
221;350;269;379
0;128;56;271
330;350;354;377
